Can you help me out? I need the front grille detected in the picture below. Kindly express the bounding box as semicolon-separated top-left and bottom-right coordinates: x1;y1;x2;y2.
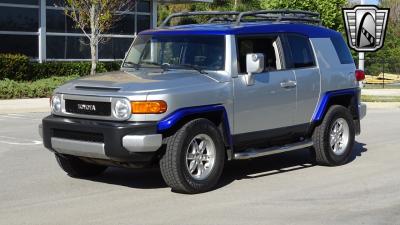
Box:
53;129;104;143
65;100;111;116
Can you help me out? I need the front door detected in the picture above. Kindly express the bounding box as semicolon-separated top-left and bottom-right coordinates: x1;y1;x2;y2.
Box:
232;35;297;136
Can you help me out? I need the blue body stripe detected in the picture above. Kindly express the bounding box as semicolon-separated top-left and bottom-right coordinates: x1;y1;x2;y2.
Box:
141;23;340;38
157;104;232;147
312;88;360;122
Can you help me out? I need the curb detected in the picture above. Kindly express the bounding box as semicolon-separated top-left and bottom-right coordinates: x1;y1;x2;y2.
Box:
362;89;400;97
365;102;400;109
0;98;50;114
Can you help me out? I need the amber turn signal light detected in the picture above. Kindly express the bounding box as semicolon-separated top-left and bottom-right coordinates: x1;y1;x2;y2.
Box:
131;101;167;114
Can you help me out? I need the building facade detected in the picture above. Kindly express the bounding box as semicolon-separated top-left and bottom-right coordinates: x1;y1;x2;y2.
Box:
0;0;157;62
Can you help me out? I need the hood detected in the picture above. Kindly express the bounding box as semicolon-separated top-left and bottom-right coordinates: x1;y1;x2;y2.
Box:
56;69;226;96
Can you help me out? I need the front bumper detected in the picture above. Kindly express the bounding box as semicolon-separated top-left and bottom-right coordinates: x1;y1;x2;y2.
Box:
40;115;162;162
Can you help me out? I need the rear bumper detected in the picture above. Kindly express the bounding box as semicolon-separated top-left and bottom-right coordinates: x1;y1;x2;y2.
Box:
40;115;162;162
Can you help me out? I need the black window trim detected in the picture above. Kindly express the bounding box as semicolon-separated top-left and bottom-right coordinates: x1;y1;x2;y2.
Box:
283;33;317;70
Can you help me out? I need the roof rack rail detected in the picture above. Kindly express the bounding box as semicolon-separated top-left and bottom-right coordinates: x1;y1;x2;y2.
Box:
235;10;321;26
159;11;240;28
159;10;321;28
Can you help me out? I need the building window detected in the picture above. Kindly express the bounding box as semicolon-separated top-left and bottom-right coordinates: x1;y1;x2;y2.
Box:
137;1;150;12
46;9;83;33
0;0;152;61
99;37;133;59
108;14;136;35
0;34;38;57
137;15;150;32
47;35;90;59
0;2;39;58
0;0;38;5
0;6;38;31
46;0;57;6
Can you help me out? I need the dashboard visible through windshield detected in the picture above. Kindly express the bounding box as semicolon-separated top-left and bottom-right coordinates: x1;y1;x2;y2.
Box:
123;35;226;72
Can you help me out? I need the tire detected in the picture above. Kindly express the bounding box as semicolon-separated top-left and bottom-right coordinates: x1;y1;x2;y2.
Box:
312;105;355;166
55;154;107;178
159;119;225;194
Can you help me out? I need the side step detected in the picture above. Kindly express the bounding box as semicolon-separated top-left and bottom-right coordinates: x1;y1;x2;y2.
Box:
234;140;313;160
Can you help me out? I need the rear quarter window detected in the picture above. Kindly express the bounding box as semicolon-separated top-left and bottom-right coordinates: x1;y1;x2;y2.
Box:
286;34;315;68
330;35;354;64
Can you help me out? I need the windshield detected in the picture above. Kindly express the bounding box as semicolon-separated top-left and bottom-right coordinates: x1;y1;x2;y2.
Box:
123;35;226;71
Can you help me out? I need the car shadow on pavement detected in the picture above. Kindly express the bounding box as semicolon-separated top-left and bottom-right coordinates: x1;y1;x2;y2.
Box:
88;167;168;189
85;141;367;191
349;141;368;163
216;141;368;190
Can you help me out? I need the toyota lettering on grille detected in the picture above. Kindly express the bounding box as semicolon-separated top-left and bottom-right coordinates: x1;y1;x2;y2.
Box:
77;104;97;112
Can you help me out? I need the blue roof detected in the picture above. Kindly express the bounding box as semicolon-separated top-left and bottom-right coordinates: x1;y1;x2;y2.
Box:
140;22;340;38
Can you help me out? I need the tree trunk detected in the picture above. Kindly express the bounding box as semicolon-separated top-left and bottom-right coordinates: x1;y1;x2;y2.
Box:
89;3;97;76
90;39;97;76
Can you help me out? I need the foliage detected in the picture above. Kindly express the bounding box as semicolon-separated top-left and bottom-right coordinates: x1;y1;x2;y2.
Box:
0;53;121;81
30;61;121;80
0;75;79;99
259;0;347;32
158;0;261;25
158;0;346;31
364;0;400;75
361;95;400;102
62;0;135;75
0;54;31;81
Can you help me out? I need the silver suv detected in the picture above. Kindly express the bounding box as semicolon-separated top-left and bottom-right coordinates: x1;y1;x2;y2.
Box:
40;10;367;194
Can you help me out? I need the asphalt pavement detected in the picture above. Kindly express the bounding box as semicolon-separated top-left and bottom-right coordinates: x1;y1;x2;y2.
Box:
0;108;399;225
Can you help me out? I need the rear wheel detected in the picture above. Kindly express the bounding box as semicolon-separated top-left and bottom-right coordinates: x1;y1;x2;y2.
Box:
312;105;355;166
55;154;107;178
159;119;225;194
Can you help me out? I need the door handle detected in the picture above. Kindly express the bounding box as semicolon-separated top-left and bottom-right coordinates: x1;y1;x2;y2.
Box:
280;80;297;88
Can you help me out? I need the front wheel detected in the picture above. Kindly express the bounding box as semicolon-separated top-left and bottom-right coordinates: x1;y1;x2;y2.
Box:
160;119;225;194
312;105;355;166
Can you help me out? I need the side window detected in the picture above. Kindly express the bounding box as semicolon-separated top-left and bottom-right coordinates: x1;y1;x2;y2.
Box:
237;36;282;74
330;35;354;64
286;34;315;68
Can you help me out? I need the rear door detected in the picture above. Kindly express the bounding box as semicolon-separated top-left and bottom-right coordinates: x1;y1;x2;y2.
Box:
283;34;321;125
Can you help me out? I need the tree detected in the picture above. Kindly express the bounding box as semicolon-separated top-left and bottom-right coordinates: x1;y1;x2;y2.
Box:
259;0;347;32
158;0;346;31
158;0;261;25
63;0;136;75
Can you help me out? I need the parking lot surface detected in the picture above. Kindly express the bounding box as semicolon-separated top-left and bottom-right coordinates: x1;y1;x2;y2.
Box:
0;108;399;225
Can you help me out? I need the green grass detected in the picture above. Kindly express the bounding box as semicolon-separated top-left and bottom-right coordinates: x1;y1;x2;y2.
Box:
363;84;400;89
361;95;400;102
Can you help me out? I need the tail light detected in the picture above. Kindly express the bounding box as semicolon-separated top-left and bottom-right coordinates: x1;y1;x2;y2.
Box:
355;70;365;81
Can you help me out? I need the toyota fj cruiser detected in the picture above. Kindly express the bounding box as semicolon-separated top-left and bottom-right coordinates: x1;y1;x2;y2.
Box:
40;10;367;194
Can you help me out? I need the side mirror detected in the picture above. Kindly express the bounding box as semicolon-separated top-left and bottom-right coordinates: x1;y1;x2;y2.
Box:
245;53;265;86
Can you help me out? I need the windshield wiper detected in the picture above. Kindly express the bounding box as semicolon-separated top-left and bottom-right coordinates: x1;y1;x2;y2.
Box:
123;61;140;70
142;62;170;72
171;64;208;74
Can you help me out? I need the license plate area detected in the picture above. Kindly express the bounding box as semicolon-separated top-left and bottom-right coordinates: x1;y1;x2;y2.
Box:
65;100;111;116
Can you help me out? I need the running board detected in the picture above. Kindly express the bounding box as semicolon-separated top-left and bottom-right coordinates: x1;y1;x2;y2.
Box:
234;140;313;160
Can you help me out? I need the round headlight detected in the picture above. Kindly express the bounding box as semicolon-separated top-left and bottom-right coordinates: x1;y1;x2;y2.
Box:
114;99;131;119
51;95;61;113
